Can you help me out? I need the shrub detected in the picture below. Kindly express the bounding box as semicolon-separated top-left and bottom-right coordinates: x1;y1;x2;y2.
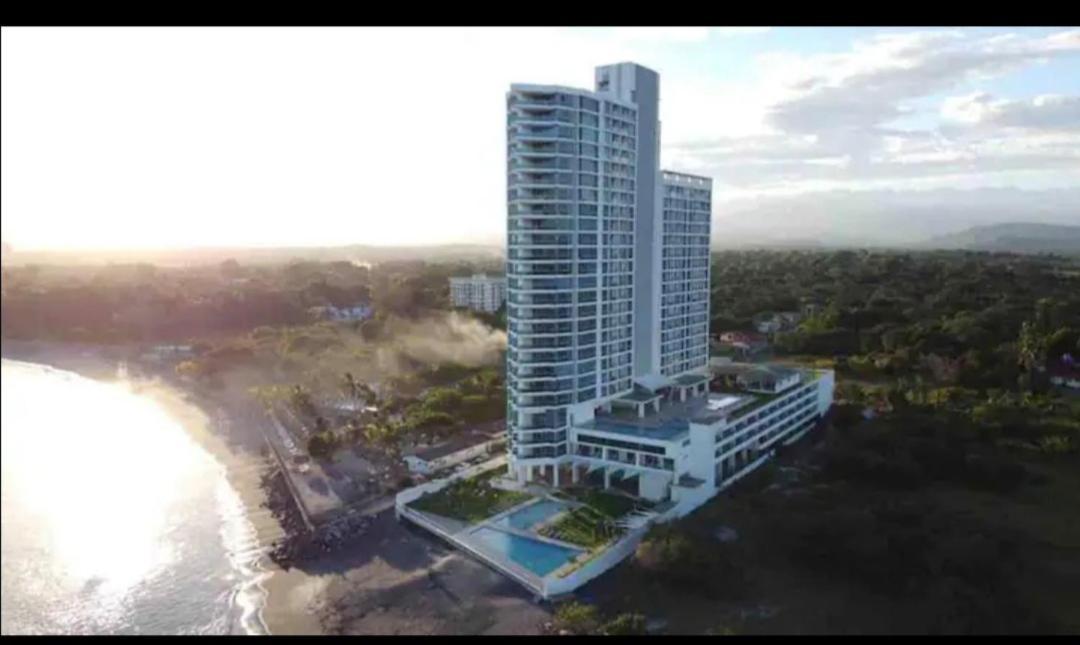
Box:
602;613;647;635
553;601;601;635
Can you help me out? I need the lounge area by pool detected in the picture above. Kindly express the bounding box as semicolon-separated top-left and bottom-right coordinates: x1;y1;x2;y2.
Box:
469;526;583;577
493;499;569;531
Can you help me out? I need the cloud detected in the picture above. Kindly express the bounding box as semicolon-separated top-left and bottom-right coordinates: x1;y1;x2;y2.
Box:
668;29;1080;192
942;93;1080;130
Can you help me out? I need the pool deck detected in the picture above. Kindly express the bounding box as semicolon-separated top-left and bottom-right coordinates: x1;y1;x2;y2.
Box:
400;495;594;598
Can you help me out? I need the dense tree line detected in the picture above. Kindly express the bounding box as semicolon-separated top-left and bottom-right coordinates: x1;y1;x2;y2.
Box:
711;250;1080;392
1;258;503;342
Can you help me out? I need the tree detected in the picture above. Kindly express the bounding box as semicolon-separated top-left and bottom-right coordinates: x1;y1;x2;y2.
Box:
552;601;601;635
602;613;647;635
289;385;318;420
341;371;359;401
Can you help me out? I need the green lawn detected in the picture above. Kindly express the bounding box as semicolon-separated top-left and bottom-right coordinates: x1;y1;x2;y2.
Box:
409;478;532;522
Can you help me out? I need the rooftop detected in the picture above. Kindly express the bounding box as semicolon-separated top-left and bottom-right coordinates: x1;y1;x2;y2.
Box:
673;373;710;387
406;429;502;462
617;384;662;404
577;390;758;440
661;170;713;186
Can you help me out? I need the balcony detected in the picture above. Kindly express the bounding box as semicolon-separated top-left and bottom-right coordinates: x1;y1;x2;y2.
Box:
511;337;573;351
512;350;574;365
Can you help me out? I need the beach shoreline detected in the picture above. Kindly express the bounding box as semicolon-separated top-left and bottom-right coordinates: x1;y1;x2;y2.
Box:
0;339;324;635
1;338;551;636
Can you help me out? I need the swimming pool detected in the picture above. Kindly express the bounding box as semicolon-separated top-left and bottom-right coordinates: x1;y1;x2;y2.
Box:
494;499;568;531
469;526;582;577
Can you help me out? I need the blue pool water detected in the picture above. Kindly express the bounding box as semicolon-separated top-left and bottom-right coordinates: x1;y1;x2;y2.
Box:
494;499;568;531
470;526;581;577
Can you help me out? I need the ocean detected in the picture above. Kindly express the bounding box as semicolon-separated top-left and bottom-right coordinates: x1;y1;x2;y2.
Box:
0;359;269;635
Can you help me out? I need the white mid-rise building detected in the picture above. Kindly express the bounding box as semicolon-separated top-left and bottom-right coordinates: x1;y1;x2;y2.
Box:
449;274;506;313
505;61;833;515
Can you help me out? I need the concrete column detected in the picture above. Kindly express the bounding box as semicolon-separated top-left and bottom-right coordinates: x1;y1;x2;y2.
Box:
680;388;687;402
572;464;580;484
638;403;645;418
553;464;560;488
654;399;660;413
603;468;611;489
527;464;535;482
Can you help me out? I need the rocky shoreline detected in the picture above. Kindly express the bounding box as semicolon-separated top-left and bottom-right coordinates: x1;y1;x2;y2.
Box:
260;466;382;569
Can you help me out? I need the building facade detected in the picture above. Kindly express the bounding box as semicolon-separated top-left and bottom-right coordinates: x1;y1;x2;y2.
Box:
506;62;833;511
569;365;834;513
449;274;506;313
659;171;712;379
506;62;715;484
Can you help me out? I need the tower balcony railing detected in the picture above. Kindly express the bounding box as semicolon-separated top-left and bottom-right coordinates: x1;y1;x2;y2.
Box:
508;264;574;277
510;337;574;351
513;364;575;379
510;350;575;365
508;305;573;318
509;111;574;125
511;321;574;335
510;95;560;107
514;430;568;446
508;248;574;261
509;378;575;393
510;157;573;170
512;445;567;460
513;393;576;407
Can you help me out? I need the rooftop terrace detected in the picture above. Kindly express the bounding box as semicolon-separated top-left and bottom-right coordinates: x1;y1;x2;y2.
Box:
577;390;758;441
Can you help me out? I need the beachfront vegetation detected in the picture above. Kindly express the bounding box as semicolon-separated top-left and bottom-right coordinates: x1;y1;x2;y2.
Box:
549;601;649;636
633;523;747;601
408;478;530;523
551;601;602;635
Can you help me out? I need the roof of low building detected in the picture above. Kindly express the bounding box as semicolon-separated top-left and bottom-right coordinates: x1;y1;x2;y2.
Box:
739;364;799;381
405;429;502;462
619;384;662;403
673;373;709;387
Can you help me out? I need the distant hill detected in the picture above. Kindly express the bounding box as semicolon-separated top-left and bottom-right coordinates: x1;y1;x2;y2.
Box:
919;223;1080;255
0;243;505;267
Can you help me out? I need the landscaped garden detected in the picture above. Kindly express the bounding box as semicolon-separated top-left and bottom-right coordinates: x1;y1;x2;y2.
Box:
409;477;532;522
542;487;651;548
540;505;624;548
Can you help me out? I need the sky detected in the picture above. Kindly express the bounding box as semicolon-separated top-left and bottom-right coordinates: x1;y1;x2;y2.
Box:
2;26;1079;251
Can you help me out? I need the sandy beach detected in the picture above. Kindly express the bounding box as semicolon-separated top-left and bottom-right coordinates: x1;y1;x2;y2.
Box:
1;339;550;635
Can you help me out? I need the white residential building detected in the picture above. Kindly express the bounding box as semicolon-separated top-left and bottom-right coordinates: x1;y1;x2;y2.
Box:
568;364;834;513
449;274;507;313
506;61;834;515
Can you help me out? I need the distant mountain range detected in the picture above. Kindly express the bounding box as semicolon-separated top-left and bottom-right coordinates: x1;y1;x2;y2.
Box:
918;223;1080;254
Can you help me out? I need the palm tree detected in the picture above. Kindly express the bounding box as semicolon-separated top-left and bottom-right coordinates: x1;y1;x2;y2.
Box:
341;371;359;401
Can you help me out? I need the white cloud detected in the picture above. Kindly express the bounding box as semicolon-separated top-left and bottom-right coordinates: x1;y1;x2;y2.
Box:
670;29;1080;193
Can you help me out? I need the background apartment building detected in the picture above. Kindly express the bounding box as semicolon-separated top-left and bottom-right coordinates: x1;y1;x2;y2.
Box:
449;273;506;313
